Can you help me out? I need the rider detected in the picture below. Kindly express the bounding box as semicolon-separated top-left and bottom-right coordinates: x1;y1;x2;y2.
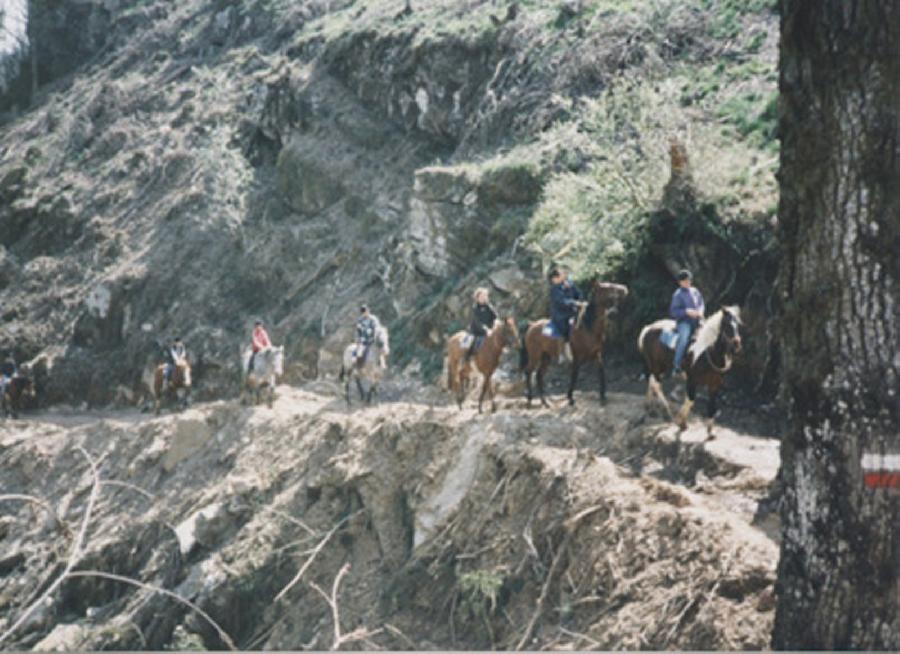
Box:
549;267;586;362
163;337;187;387
465;287;498;362
355;305;381;365
0;352;16;396
669;269;705;376
248;319;271;377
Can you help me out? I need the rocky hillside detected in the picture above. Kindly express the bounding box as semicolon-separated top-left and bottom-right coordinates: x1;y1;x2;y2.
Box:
0;0;779;406
0;382;781;650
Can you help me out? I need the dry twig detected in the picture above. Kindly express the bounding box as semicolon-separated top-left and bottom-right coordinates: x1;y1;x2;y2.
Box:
0;446;100;647
67;570;236;650
309;563;383;650
273;510;362;603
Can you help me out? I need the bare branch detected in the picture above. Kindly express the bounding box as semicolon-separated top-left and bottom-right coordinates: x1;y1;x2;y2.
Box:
0;446;100;647
66;570;236;650
273;509;362;603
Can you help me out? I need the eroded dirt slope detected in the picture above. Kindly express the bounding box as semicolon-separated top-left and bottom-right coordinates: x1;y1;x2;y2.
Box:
0;384;779;650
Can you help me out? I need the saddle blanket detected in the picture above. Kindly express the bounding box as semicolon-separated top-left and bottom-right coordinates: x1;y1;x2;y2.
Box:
659;329;679;350
460;334;485;350
542;322;563;338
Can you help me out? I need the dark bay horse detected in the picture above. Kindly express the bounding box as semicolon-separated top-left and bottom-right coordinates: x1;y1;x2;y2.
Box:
1;375;36;418
638;306;742;436
446;317;519;413
153;361;192;415
521;281;629;407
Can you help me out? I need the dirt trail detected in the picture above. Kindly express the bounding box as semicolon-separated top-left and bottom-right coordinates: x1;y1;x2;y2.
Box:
0;378;780;650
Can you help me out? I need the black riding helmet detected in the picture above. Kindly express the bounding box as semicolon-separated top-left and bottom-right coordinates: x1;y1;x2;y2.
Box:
677;269;692;281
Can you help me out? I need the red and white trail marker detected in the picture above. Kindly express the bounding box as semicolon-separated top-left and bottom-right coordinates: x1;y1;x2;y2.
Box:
861;453;900;489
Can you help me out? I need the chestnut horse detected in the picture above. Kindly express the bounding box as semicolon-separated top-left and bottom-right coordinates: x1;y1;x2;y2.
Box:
1;375;36;418
152;361;192;415
638;306;742;436
446;317;519;413
521;281;628;407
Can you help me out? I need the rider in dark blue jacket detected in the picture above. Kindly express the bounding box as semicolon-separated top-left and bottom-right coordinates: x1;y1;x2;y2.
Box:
549;267;584;339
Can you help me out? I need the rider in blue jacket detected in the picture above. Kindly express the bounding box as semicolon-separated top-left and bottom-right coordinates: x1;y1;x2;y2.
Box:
669;269;705;375
549;267;584;339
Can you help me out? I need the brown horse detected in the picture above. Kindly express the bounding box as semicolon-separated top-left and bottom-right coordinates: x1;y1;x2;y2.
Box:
638;306;742;436
447;317;519;413
1;375;36;418
153;361;192;415
521;281;629;407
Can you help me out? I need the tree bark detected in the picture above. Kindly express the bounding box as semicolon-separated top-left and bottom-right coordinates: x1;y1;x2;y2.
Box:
775;0;899;649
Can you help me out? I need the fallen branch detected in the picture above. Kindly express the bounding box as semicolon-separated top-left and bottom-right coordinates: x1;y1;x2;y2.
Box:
515;531;571;651
273;510;362;603
66;570;236;650
309;563;383;650
0;446;100;647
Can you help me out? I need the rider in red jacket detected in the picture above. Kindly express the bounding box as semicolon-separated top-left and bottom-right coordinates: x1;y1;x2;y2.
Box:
248;320;271;376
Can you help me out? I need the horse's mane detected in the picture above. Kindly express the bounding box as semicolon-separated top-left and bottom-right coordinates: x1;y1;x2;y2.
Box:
583;296;598;330
689;306;741;360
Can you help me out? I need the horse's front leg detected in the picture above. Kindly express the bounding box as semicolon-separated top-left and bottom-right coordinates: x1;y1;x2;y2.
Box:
356;378;366;401
597;354;607;404
567;362;580;406
478;375;490;414
489;375;497;413
675;381;697;431
524;368;533;408
705;389;719;440
344;378;352;407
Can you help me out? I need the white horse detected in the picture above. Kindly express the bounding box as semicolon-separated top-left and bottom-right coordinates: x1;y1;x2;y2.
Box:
340;326;389;406
241;346;284;408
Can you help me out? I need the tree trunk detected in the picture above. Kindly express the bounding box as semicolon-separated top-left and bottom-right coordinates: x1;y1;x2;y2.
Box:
774;0;899;649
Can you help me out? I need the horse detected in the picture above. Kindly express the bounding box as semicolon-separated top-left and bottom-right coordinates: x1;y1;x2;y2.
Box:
1;375;36;419
446;317;519;413
339;326;389;406
242;346;284;408
521;281;629;407
152;361;192;415
638;306;742;437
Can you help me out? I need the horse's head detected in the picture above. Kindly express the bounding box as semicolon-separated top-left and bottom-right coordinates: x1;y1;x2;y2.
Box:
590;281;629;308
177;361;192;387
376;327;390;357
718;306;743;354
500;317;519;348
273;346;285;376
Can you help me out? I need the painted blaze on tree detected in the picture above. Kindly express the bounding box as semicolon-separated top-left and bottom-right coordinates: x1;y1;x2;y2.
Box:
774;0;899;649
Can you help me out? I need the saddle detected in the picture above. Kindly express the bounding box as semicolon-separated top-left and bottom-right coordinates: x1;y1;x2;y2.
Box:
460;333;486;351
659;329;679;350
542;320;572;339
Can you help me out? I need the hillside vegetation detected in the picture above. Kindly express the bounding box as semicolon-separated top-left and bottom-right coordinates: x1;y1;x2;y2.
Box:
0;0;778;404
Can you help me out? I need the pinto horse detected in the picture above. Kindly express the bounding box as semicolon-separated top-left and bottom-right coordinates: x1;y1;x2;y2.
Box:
521;281;628;407
152;361;192;415
1;375;36;418
446;317;519;413
638;306;742;436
